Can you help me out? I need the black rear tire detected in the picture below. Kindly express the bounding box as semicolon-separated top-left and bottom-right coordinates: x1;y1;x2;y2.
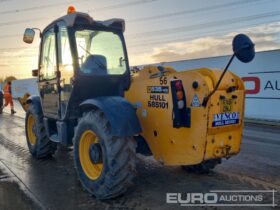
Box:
181;158;221;174
73;110;137;199
25;104;57;158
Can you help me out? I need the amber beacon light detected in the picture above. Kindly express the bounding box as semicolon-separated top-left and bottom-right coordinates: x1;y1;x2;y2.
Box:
67;6;76;14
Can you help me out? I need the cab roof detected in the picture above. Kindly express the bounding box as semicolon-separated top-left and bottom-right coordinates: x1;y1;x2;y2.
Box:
43;12;125;33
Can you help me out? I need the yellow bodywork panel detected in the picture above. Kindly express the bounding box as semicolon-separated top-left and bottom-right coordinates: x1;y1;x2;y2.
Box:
125;66;245;166
18;93;31;112
19;65;245;167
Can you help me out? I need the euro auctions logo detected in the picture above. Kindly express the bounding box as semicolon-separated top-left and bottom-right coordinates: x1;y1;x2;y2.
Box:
167;192;218;205
166;190;277;207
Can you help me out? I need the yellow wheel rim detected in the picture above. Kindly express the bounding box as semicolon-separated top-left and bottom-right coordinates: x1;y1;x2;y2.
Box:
27;114;36;145
79;130;103;180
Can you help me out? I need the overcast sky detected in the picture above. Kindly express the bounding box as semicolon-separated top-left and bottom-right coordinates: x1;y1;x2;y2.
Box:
0;0;280;78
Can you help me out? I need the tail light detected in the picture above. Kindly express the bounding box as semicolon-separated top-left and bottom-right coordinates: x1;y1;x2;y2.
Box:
171;80;191;128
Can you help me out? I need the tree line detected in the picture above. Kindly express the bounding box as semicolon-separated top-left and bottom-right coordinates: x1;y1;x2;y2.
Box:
0;76;17;83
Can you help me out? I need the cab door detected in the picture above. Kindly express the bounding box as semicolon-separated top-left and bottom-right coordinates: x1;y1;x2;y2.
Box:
57;22;74;119
39;27;59;118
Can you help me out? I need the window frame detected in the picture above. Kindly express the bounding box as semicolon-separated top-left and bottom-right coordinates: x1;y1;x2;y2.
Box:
73;26;129;77
39;27;57;81
57;21;73;68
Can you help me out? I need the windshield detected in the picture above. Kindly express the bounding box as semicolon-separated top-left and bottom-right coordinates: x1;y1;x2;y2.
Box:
75;30;127;75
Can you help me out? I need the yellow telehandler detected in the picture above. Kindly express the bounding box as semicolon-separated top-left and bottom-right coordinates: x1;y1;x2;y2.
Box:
20;7;254;199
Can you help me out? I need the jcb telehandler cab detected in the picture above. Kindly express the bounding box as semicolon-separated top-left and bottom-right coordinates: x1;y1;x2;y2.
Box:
22;7;254;199
23;7;141;199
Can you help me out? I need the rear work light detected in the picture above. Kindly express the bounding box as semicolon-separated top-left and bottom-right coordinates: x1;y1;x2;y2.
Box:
171;80;191;128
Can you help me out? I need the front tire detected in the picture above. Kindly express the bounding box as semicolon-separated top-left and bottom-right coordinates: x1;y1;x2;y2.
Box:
73;110;136;199
25;104;57;158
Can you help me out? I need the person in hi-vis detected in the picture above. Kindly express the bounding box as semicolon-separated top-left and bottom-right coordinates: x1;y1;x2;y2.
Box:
1;81;16;114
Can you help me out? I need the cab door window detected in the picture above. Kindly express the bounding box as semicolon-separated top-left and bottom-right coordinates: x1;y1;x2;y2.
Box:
40;29;57;80
57;23;73;117
58;24;73;85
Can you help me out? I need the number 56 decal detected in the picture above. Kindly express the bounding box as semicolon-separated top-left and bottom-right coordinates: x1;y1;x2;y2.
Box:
160;76;167;85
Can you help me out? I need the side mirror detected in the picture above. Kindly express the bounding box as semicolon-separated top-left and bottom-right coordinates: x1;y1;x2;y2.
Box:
202;34;255;107
23;28;35;44
32;69;39;77
233;34;255;63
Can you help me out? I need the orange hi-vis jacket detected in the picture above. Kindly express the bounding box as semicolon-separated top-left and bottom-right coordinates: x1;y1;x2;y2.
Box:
3;83;11;98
